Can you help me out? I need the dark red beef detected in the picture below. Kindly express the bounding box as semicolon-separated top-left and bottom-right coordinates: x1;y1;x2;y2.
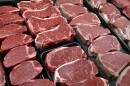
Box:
0;62;6;86
123;6;130;19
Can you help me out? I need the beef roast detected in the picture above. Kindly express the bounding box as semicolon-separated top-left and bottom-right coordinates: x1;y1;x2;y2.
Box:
23;5;61;20
75;25;110;45
54;59;98;85
0;6;19;15
35;23;76;50
19;79;56;86
3;45;36;68
0;62;6;86
59;3;87;20
46;46;86;73
88;35;121;56
10;60;43;85
0;13;24;28
27;16;67;36
70;13;101;27
123;6;130;19
0;24;27;41
0;34;33;52
96;51;130;78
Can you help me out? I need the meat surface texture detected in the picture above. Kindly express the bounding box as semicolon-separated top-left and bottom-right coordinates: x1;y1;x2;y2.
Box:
3;45;36;68
0;24;27;41
70;13;101;27
27;16;67;36
75;25;110;45
96;51;130;78
0;34;33;52
116;66;130;86
0;13;24;28
59;3;87;20
0;62;6;86
54;59;98;86
88;35;121;56
23;5;61;20
19;79;56;86
10;60;43;85
46;46;86;73
0;6;19;15
35;23;76;50
123;6;130;19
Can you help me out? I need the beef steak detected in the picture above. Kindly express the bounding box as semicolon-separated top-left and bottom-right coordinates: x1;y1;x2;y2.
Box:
123;6;130;19
0;62;6;86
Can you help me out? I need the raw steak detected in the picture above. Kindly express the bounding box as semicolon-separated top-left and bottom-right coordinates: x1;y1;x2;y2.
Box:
70;13;101;27
0;6;19;15
10;60;43;85
0;34;33;52
0;13;24;28
96;51;130;78
59;3;87;20
88;35;121;56
123;6;130;19
23;5;61;20
0;24;27;41
18;0;53;13
27;16;67;36
19;79;56;86
3;45;36;68
54;59;98;85
116;66;130;86
55;0;83;6
75;25;110;45
0;62;6;86
46;46;86;73
99;3;120;22
35;23;76;50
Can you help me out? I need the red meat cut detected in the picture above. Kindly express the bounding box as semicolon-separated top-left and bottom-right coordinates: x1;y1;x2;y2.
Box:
123;6;130;19
55;0;83;6
23;5;61;20
10;60;43;85
59;3;87;20
3;45;36;68
75;25;110;45
70;13;101;27
116;66;130;86
0;34;33;52
19;79;56;86
54;59;98;85
46;46;86;73
0;6;19;15
27;16;67;36
35;23;76;50
0;62;6;86
0;24;27;41
88;35;121;56
96;51;130;78
0;13;24;28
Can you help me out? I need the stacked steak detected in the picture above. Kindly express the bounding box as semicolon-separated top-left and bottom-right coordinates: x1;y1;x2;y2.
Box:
0;62;6;86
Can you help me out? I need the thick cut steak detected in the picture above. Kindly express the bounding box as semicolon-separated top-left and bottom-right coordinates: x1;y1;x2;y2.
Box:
35;23;76;50
0;62;6;86
0;24;27;41
10;60;43;85
75;25;110;45
88;35;121;56
23;5;61;20
96;51;130;78
54;59;98;85
0;6;19;15
123;6;130;19
27;16;67;36
116;66;130;86
0;34;33;52
70;13;101;27
46;46;86;73
59;3;87;20
0;13;24;28
55;0;83;6
19;79;56;86
3;45;36;68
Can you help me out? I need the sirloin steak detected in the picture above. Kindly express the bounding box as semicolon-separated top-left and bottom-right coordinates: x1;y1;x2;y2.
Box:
0;62;6;86
46;46;86;73
10;60;43;85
